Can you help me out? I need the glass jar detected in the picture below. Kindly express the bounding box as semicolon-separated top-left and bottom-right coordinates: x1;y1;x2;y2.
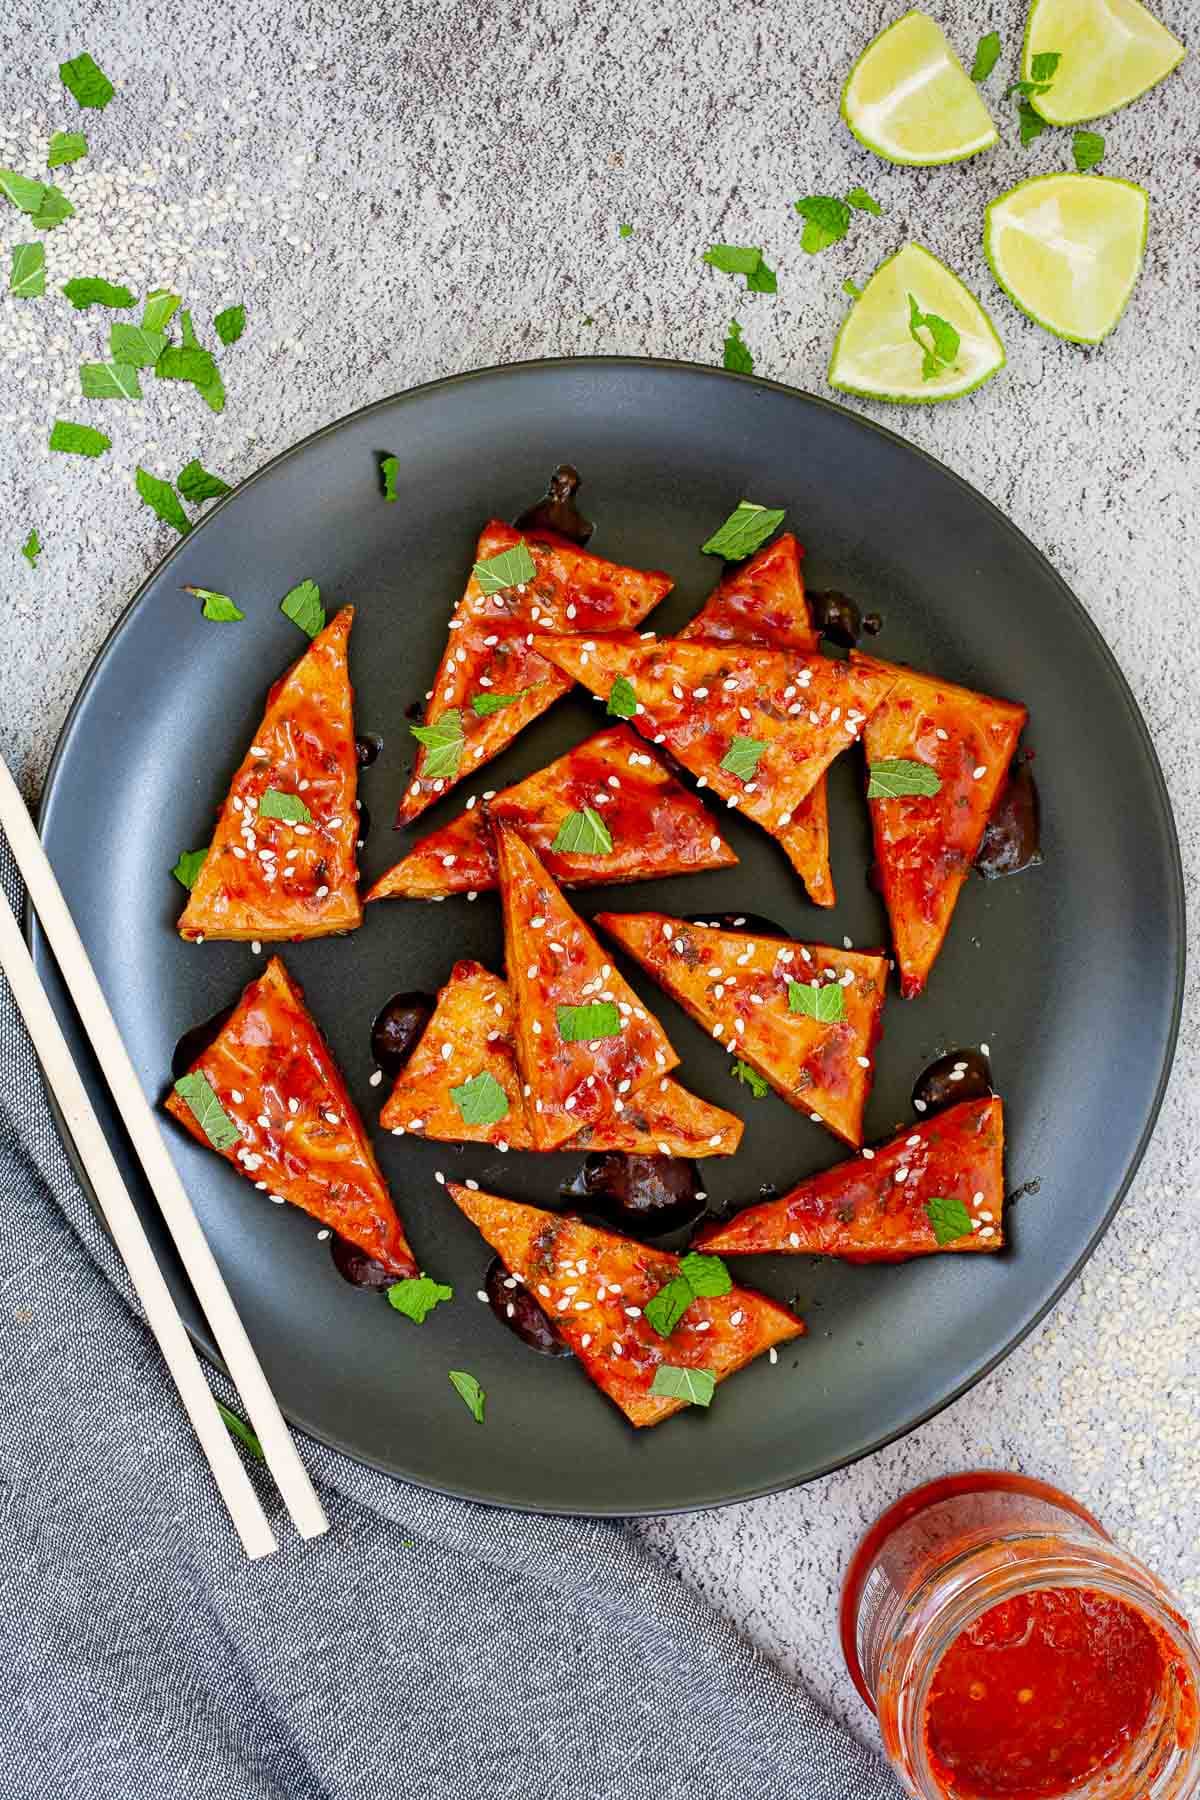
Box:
841;1472;1200;1800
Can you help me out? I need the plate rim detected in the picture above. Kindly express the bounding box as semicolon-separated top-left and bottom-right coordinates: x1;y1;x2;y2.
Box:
29;355;1187;1515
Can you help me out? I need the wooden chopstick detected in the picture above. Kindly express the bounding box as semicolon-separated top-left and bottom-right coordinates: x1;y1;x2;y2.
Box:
0;757;328;1549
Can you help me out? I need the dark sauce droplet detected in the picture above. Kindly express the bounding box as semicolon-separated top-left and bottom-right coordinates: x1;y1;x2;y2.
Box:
976;759;1043;880
808;590;875;649
404;698;425;722
370;990;435;1079
684;911;789;939
171;1004;236;1081
355;801;370;848
513;463;594;546
355;733;382;767
329;1231;395;1289
564;1152;705;1235
861;611;883;636
912;1048;993;1117
484;1255;571;1356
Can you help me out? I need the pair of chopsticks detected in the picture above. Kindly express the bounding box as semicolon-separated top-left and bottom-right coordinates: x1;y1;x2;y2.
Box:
0;754;327;1558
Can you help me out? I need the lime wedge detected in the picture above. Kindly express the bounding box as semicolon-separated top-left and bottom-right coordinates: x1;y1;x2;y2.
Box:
829;243;1005;404
842;11;999;165
1023;0;1186;125
985;173;1148;344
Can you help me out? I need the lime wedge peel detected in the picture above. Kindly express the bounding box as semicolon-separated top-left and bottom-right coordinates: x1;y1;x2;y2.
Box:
984;173;1149;345
1023;0;1187;126
842;11;1000;166
829;243;1006;404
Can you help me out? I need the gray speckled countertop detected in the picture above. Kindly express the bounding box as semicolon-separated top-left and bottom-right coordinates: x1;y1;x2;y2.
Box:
3;0;1196;1749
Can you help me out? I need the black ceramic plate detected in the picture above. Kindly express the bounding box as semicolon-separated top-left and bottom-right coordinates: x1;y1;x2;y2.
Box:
32;360;1183;1515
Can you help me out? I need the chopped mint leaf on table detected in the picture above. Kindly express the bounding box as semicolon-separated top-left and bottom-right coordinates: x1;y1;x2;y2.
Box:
970;31;1002;82
550;807;613;856
618;222;633;237
473;540;536;595
449;1071;510;1127
171;846;209;890
744;259;777;295
177;459;231;503
135;467;193;535
703;245;777;292
678;1252;732;1298
280;579;324;637
32;186;75;230
643;1276;695;1338
795;195;851;254
731;1058;769;1098
719;735;765;782
48;132;88;167
21;529;41;569
164;310;226;412
79;361;141;400
60;53;115;109
906;293;960;380
258;789;313;824
0;169;48;215
471;689;528;716
183;585;244;623
1018;101;1048;146
701;500;786;560
380;453;399;502
215;1400;264;1461
868;756;942;799
650;1365;716;1408
9;243;44;297
410;709;464;780
845;187;882;216
842;278;862;299
723;318;754;374
173;1071;240;1150
110;322;167;367
607;675;637;718
387;1276;454;1323
926;1195;974;1246
62;277;136;312
49;420;111;457
448;1369;486;1423
213;303;246;345
142;289;181;332
788;980;845;1023
556;1002;621;1044
1073;129;1105;171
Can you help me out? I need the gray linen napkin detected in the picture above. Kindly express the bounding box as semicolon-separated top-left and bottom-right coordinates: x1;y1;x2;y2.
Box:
0;839;900;1800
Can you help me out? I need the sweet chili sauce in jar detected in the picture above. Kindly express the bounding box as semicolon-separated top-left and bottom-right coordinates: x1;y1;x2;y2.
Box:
841;1473;1199;1800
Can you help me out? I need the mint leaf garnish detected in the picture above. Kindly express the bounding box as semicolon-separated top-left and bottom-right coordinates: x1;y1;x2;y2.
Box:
650;1365;716;1407
48;131;88;167
703;245;776;292
173;1070;241;1150
720;735;766;782
215;1400;264;1461
110;321;167;367
473;540;536;595
550;806;613;856
926;1195;974;1246
701;500;786;560
380;453;399;502
907;293;960;380
135;467;192;535
1030;50;1060;83
731;1058;768;1098
171;846;208;889
258;789;312;824
643;1277;695;1338
795;195;851;254
449;1071;510;1127
80;361;142;400
556;1001;621;1043
867;757;942;799
9;243;44;297
31;186;75;230
21;529;40;569
842;277;862;298
59;53;114;109
177;459;231;503
1018;100;1048;146
142;289;181;332
618;222;633;237
213;303;245;346
971;31;1002;81
183;585;244;622
471;689;529;716
678;1251;732;1298
49;420;110;457
387;1276;454;1322
0;169;48;215
845;187;883;216
723;318;754;374
1073;129;1105;172
788;980;846;1023
607;675;637;719
280;579;324;637
448;1369;486;1422
411;709;464;780
62;277;135;312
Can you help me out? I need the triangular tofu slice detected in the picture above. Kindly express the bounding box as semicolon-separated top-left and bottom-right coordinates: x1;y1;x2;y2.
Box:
379;960;742;1156
596;912;887;1147
695;1097;1005;1262
179;607;363;941
855;657;1027;997
367;725;735;902
396;522;671;825
449;1184;804;1427
166;956;418;1277
681;533;834;907
496;823;679;1151
533;632;897;841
